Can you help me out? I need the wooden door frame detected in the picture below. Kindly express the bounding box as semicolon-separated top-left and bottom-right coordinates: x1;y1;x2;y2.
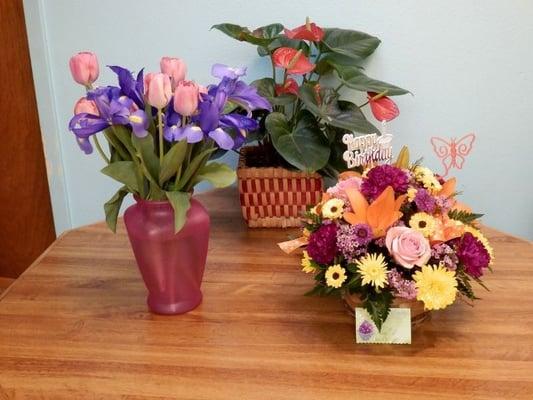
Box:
22;0;71;234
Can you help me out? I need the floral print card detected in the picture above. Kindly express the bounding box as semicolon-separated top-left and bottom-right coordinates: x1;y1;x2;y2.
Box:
355;308;411;344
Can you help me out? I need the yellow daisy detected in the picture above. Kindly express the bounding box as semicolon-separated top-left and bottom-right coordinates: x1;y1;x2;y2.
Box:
413;264;457;310
325;264;347;288
407;188;418;202
321;198;345;220
356;253;388;289
301;251;316;273
410;212;437;237
463;225;494;263
413;166;442;194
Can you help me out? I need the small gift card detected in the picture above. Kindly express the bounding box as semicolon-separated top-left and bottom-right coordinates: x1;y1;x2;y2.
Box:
355;308;411;344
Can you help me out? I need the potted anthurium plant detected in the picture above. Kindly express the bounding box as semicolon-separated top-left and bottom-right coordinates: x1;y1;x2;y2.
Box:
213;18;409;228
68;52;269;314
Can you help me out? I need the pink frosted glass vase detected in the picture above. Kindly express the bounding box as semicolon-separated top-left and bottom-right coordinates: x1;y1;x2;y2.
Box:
124;196;210;315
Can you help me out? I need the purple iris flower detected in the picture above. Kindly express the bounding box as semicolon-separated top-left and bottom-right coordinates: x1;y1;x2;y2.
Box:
76;137;93;154
165;125;204;143
211;64;247;79
108;65;144;109
69;86;148;139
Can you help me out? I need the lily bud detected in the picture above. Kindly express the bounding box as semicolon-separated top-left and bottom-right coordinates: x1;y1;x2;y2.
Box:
173;81;199;116
69;52;99;86
160;57;187;89
144;72;172;109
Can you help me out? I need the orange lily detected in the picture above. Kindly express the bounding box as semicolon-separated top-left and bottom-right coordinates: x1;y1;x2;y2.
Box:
431;215;465;243
344;186;406;237
437;177;472;212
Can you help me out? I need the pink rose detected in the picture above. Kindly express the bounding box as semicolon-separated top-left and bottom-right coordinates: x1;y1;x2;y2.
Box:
385;226;431;269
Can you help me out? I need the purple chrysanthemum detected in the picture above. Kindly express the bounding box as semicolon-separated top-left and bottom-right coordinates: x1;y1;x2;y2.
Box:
307;223;338;264
431;243;459;270
388;269;417;300
361;165;410;200
456;233;490;278
414;188;437;213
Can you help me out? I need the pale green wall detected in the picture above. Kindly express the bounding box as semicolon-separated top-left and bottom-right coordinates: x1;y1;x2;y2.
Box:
24;0;533;239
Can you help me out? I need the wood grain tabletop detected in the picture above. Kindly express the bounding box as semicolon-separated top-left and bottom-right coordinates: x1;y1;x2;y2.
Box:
0;187;532;399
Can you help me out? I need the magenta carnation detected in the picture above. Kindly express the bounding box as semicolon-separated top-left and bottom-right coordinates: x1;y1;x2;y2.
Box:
361;165;409;200
456;232;490;278
307;223;338;264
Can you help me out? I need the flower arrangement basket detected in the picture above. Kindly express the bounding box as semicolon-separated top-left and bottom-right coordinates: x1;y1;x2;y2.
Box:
237;146;323;228
342;291;430;329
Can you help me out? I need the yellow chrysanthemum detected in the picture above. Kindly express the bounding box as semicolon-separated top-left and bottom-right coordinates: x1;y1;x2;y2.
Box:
301;251;316;273
410;212;437;237
322;198;344;220
356;253;388;289
325;264;347;288
413;166;442;194
407;188;418;202
463;225;494;263
413;264;457;310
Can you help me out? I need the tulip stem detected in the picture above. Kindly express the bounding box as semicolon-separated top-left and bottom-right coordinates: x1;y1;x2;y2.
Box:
93;135;110;164
157;108;164;165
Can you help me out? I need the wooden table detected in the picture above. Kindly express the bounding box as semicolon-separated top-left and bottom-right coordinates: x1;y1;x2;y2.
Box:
1;188;532;399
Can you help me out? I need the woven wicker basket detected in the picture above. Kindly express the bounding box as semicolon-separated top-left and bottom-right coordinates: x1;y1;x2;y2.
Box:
343;291;430;329
237;147;324;228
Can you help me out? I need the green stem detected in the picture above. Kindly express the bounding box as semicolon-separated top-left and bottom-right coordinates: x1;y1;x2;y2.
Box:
157;108;164;165
92;135;110;164
333;82;345;94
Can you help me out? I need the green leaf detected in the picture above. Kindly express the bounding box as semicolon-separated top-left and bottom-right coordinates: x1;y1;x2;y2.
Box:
251;78;296;106
211;23;279;46
159;140;188;185
176;147;217;190
266;111;330;173
193;162;236;188
268;36;310;54
363;290;393;331
334;65;410;95
299;84;379;133
103;186;129;233
321;28;381;60
165;191;191;233
101;161;139;192
448;209;484;225
131;134;164;199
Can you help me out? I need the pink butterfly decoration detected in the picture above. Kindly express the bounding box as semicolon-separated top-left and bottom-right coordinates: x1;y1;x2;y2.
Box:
430;133;476;177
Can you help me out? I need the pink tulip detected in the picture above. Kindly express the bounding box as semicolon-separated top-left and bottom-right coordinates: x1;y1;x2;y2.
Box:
144;72;172;108
69;52;99;86
173;81;199;116
74;97;99;116
160;57;187;89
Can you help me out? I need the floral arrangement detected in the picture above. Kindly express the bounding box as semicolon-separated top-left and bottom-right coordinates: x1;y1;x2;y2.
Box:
291;149;494;329
213;18;408;174
68;52;270;231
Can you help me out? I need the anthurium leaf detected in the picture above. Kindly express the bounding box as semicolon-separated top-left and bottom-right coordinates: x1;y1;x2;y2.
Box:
266;111;330;173
334;64;410;95
254;23;284;39
298;84;379;133
211;23;275;46
103;186;129;233
176;147;217;191
159;140;188;185
322;28;381;59
193;162;236;188
251;78;296;106
165;191;191;233
268;36;310;54
101;161;139;193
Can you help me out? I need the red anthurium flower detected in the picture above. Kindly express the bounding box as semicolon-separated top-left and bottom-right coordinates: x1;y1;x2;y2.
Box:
275;78;299;96
272;47;315;75
284;19;325;41
367;92;400;122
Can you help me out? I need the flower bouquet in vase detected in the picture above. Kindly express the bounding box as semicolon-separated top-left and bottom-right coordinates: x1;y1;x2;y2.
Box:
280;148;494;334
213;18;409;227
68;53;269;314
